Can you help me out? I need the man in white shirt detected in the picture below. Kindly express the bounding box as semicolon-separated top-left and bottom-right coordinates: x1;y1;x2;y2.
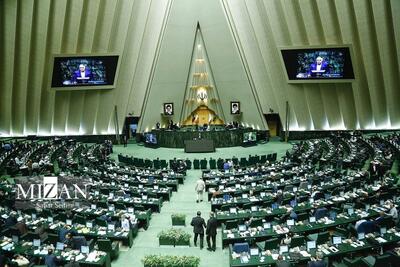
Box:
195;177;205;203
389;203;398;224
15;156;21;166
120;215;130;231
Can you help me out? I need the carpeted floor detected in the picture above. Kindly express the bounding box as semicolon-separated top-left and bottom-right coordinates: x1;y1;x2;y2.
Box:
112;140;293;267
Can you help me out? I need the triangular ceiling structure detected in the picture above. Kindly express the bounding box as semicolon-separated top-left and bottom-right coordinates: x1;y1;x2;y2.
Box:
180;24;225;126
138;0;268;132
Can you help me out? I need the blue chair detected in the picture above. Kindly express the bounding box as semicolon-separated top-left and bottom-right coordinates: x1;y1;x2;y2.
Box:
357;221;378;234
233;242;250;254
314;207;328;220
72;236;88;250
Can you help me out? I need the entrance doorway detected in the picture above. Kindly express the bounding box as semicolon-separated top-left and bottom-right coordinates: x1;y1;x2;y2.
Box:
264;113;282;137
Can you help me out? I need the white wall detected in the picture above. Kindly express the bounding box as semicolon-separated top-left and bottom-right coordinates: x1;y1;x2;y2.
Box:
138;0;267;132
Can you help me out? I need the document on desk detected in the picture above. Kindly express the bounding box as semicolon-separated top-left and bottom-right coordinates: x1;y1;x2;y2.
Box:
240;256;249;263
271;254;279;260
321;248;330;255
227;233;235;239
300;251;311;257
2;244;13;250
376;237;387;243
75;254;85;261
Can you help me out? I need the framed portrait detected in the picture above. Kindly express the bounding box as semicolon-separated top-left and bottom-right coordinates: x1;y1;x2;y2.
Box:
163;103;174;115
231;101;240;114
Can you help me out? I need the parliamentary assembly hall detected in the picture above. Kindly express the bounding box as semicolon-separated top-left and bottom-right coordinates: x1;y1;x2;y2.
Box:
1;0;400;266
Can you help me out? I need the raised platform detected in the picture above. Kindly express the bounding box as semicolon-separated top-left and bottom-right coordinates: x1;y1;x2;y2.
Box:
149;128;268;148
184;139;215;153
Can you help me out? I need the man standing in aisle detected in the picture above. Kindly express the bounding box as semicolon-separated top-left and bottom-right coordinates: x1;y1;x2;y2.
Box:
206;212;218;251
191;211;206;249
195;177;205;203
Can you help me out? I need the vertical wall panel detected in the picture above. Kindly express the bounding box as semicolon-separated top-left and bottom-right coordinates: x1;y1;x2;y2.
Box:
278;0;313;129
67;0;101;134
52;0;84;134
37;0;70;135
11;0;34;135
0;1;17;135
81;0;117;134
94;0;135;134
353;0;387;126
371;1;400;127
243;1;280;113
1;0;400;136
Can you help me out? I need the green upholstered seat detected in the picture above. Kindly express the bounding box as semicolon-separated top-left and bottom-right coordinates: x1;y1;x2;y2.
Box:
97;239;120;260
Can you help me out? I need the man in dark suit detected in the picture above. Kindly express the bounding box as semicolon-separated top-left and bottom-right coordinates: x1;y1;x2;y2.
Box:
4;212;17;228
45;249;59;267
15;219;28;235
206;212;218;251
191;211;206;249
308;252;327;267
276;255;291;267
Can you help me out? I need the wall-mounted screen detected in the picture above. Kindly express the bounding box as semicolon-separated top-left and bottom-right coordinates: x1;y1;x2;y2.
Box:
145;133;157;144
50;54;119;90
280;46;354;83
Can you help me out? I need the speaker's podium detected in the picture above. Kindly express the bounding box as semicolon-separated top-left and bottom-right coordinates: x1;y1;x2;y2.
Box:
184;139;215;153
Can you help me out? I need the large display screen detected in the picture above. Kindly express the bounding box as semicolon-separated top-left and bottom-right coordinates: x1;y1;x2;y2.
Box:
51;55;119;89
243;132;257;143
280;46;354;82
145;133;157;145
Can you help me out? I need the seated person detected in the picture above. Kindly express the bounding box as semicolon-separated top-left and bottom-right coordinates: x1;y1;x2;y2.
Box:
389;203;398;224
120;215;131;231
308;252;327;267
281;233;293;245
314;207;328;220
289;210;298;221
4;212;17;228
58;225;71;242
15;219;28;235
12;254;30;267
71;236;88;250
223;161;230;171
356;220;378;235
0;253;10;267
276;254;291;267
63;233;74;248
375;211;386;225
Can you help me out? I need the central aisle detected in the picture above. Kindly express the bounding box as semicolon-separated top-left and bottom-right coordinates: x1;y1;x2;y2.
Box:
114;169;229;267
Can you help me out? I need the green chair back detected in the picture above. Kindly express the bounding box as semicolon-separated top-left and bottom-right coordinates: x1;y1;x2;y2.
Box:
98;239;112;251
290;236;305;248
317;231;330;245
264;238;280;250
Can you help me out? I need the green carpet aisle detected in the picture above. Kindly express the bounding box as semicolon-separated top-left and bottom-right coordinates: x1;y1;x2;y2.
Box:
111;140;292;267
113;170;229;267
